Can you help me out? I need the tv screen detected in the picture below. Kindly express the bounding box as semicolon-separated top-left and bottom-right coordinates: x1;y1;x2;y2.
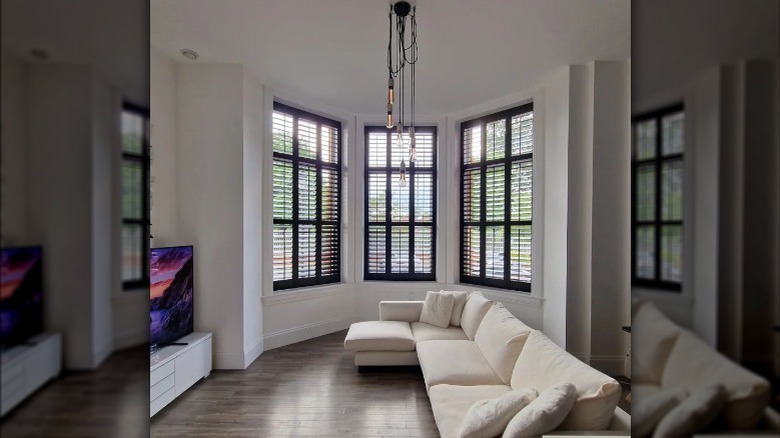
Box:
150;246;194;348
1;246;44;350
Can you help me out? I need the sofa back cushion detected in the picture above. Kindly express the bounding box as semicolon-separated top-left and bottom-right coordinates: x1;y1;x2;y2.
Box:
632;300;682;384
510;330;621;430
474;303;532;384
440;290;469;327
460;292;493;340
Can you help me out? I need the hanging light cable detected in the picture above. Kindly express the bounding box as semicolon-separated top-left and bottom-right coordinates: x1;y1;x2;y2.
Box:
385;1;418;186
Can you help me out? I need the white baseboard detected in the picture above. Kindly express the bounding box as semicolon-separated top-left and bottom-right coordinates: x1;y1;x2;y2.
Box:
263;316;356;351
243;338;264;368
590;355;628;377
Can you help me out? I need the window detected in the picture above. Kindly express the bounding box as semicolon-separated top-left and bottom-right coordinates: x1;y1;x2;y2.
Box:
460;104;533;292
272;103;341;290
121;103;150;289
364;126;437;280
632;104;684;291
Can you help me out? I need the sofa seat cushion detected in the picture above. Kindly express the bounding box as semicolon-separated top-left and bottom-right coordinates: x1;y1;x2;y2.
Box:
510;330;621;431
417;340;504;388
411;322;469;343
429;384;512;438
343;321;415;352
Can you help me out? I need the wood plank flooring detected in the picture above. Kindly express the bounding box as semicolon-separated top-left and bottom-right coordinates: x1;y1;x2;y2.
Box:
0;345;149;438
151;330;438;437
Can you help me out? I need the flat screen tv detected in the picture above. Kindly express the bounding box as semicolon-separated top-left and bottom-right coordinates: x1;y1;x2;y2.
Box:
1;246;44;351
150;245;194;350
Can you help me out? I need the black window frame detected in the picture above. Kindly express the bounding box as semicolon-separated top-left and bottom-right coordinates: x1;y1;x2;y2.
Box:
459;103;534;292
272;102;342;291
631;102;684;292
121;101;150;290
363;125;438;281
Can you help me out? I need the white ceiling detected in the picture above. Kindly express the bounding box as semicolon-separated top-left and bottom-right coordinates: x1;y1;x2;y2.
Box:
151;0;630;116
633;0;779;103
1;0;150;106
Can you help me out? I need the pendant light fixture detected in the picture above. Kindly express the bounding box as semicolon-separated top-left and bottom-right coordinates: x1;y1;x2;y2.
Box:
386;1;418;186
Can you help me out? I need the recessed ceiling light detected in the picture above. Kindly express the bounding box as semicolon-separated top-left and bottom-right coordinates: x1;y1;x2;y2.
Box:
30;48;48;60
181;49;199;60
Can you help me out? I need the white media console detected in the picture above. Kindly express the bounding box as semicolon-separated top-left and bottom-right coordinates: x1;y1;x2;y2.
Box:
1;332;62;417
150;332;212;417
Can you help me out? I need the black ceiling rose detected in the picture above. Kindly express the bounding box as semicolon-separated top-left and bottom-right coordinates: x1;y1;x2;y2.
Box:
393;1;412;18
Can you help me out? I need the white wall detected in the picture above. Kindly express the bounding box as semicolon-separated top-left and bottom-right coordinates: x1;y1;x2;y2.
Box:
241;69;264;366
1;49;27;244
23;63;120;369
175;63;246;369
589;61;631;374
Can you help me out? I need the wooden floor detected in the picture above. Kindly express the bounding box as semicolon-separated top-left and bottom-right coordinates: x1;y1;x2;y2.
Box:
0;345;149;438
152;330;438;437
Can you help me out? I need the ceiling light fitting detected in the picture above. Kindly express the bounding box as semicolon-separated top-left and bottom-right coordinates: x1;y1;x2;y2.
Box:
385;1;418;187
181;49;199;60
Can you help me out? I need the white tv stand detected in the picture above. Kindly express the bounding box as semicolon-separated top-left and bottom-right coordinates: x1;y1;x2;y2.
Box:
150;332;212;417
1;332;62;417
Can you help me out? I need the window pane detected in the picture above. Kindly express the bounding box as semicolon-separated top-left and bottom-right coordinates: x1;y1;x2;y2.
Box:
122;160;143;219
510;225;531;283
661;225;683;283
486;119;505;161
298;224;316;278
273;225;293;281
298;119;317;159
661;159;683;221
368;173;387;222
273;112;294;154
636;164;655;221
390;226;410;273
485;164;505;222
414;173;433;222
414;226;433;274
321;167;338;221
511;160;532;221
635;119;656;160
463;168;481;222
273;160;293;220
485;226;504;279
321;225;338;277
662;112;684;155
367;226;386;274
414;131;434;168
368;132;387;167
462;226;481;277
321;125;338;163
121;111;144;154
299;163;317;221
635;226;655;279
511;112;533;156
391;173;410;222
463;125;482;164
121;224;142;281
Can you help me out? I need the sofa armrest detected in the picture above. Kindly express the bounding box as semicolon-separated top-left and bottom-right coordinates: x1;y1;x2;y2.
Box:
379;301;424;322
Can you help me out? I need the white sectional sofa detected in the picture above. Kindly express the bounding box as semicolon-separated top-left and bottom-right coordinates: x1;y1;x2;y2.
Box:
344;292;631;437
632;298;779;435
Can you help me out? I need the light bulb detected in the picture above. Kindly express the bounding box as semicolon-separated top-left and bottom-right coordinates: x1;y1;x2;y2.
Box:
386;104;394;129
408;127;416;163
388;77;395;105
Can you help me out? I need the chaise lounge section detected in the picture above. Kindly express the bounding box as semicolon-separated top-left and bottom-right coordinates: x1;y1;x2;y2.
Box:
344;291;631;437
